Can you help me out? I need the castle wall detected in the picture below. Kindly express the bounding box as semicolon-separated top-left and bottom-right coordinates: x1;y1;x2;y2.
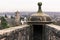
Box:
0;25;31;40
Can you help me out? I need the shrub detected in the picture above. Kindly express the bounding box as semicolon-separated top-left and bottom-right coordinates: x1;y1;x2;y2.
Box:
1;17;9;29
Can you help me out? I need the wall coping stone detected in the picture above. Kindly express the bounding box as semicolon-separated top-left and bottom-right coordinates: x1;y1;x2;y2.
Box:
46;24;60;31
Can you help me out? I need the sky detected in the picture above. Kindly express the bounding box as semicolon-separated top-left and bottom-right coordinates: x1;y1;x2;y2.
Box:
0;0;60;12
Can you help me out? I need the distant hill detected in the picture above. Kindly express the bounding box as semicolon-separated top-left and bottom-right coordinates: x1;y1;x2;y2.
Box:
0;12;60;17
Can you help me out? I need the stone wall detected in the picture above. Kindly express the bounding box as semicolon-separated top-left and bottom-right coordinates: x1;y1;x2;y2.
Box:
0;24;60;40
45;24;60;40
0;25;31;40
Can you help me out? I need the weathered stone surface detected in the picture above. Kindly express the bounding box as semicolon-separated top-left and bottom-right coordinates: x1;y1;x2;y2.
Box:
0;24;60;40
0;25;30;40
46;24;60;40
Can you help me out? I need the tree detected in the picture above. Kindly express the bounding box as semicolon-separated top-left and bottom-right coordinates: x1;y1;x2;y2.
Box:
5;14;7;18
1;17;9;29
11;16;14;19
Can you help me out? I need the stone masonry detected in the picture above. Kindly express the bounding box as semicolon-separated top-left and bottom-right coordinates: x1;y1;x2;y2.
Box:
0;24;60;40
0;25;31;40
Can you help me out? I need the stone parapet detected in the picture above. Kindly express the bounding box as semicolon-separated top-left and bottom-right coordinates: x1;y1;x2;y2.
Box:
46;24;60;40
0;25;30;40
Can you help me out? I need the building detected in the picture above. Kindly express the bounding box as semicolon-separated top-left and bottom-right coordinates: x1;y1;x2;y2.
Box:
5;18;15;27
15;11;21;26
27;2;52;40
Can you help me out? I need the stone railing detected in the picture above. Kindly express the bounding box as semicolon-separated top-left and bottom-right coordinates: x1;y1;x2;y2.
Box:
45;24;60;40
0;25;31;40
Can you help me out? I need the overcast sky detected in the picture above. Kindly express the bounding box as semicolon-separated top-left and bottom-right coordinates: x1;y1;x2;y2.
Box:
0;0;60;12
